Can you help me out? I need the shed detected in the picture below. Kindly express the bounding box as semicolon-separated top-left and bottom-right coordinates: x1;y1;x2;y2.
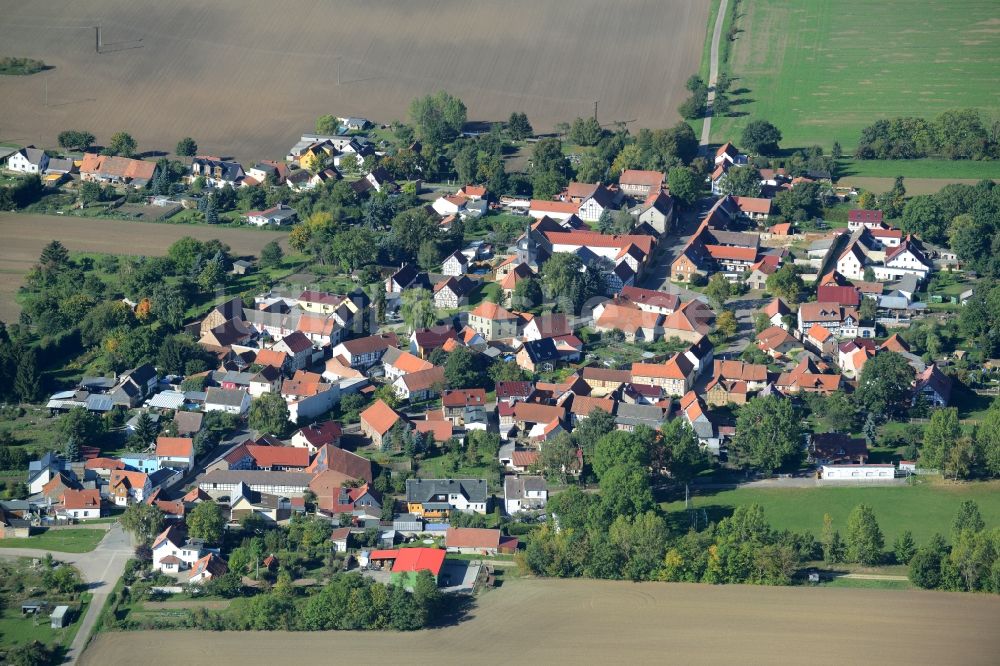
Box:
232;259;253;275
21;600;48;615
50;605;72;628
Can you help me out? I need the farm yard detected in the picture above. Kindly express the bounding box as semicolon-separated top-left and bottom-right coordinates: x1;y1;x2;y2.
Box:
79;578;1000;666
710;0;1000;160
0;212;288;322
0;0;708;163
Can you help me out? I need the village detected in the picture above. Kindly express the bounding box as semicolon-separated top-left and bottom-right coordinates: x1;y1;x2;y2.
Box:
0;94;999;662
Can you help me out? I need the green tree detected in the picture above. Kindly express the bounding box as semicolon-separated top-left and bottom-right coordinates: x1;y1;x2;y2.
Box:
175;137;198;157
855;352;915;419
58;407;105;447
511;275;542;310
717;166;762;197
315;114;339;135
248;392;291;436
909;534;949;589
740;120;782;155
541;252;583;309
416;239;441;271
444;346;488;389
106;130;138;157
568;116;604;146
400;288;436;331
765;265;804;305
951;500;985;541
658;418;705;493
732;395;802;473
14;348;42;403
120;500;164;544
409;91;467;147
58;130;95;151
714;310;738;341
599;464;656;518
187;501;225;544
921;407;960;470
667;166;704;208
260;240;283;268
978;399;1000;477
39;240;70;268
529;138;569;199
845;504;884;565
570;408;617;454
593;429;652;480
130;411;158;450
538;431;578;483
197;257;224;292
506;111;534;140
893;530;917;565
705;273;732;309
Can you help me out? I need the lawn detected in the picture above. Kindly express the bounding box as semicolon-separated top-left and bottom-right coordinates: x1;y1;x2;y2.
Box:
820;577;913;591
838;158;1000;181
663;479;1000;545
711;0;1000;151
0;528;106;553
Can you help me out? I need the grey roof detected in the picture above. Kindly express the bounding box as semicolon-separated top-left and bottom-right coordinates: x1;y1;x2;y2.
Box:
405;478;488;504
19;147;47;166
243;308;302;330
504;475;546;500
522;338;560;364
85;394;114;412
220;371;253;386
808;238;834;252
200;469;313;488
46;157;74;174
147;390;186;410
125;364;157;386
706;229;759;248
878;295;909;311
614;403;668;428
892;274;920;295
205;387;249;407
79;376;116;391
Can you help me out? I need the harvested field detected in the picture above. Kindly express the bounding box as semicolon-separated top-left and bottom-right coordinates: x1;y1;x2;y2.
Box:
0;0;708;163
80;578;1000;665
0;212;287;321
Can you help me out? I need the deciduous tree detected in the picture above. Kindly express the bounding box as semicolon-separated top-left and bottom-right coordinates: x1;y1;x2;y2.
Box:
845;503;884;565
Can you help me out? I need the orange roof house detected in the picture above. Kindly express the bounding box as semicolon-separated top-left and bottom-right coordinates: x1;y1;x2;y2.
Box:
360;399;401;447
155;437;194;460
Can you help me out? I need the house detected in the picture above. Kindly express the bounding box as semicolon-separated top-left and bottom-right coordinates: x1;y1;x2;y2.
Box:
109;470;152;506
433;276;475;309
155;437;195;471
271;331;314;371
817;285;861;307
503;475;547;515
329;333;399;370
457;184;488;201
442;389;487;426
152;525;212;575
680;391;721;453
229;482;293;523
188;553;228;584
308;445;373;489
383;348;435;383
291;421;342;453
499;263;535;306
580;367;631;396
735;196;772;222
806;324;837;357
632;190;675;236
245;203;297;226
878;236;932;281
620;286;679;315
246;160;288;185
321;482;381;521
528;199;579;221
705;375;748;406
199;470;313;498
775;357;844;395
516;338;561;373
661;300;715;343
204;387;251;415
468;301;521;341
445;527;502;555
249;365;283;398
58;489;102;520
913;364;952;407
838;340;875;379
432;194;468;217
593;302;662;343
392;366;445;402
821;464;895;481
631;355;694;396
200;297;244;336
190;157;245;187
110;364;158;407
746;255;781;290
6;147;48;173
27;452;72;495
339;116;372;131
410;327;459;358
712;360;769;390
615;403;669;431
360;400;401;449
441;251;470;276
619;169;665;197
847;209;884;231
79;153;156;187
405;478;488;518
798;302;873;339
577;185;621;223
385;263;428;293
809;433;868;465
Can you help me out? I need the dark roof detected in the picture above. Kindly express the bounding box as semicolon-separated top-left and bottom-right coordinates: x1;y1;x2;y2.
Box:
522;338;560;364
810;432;868;460
405;478;488;504
496;381;533;399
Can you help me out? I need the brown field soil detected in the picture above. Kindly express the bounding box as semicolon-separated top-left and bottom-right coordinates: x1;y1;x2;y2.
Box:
80;578;1000;666
0;0;708;164
0;211;286;321
142;599;232;611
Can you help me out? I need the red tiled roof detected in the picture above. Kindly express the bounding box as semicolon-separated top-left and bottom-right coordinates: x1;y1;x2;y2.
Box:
511;449;540;468
445;527;501;549
62;488;101;510
360;399;400;436
155;437;194;459
620;169;665;188
391;548;446;576
246;445;310;468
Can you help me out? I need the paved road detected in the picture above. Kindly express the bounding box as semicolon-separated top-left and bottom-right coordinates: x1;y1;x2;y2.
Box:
0;524;132;664
699;0;729;150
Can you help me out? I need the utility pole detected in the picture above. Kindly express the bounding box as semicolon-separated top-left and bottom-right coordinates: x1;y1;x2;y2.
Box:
95;26;101;54
593;100;599;121
44;77;48;107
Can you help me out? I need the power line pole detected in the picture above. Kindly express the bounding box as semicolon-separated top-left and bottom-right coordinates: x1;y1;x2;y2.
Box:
95;25;102;54
593;100;599;121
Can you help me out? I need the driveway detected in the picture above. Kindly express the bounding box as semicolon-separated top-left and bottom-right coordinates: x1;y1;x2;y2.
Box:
0;523;133;664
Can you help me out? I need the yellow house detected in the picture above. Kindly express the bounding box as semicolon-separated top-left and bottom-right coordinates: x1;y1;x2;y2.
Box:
298;141;335;172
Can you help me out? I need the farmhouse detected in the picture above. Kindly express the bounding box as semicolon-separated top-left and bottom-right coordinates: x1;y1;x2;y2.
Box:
245;203;297;226
80;154;156;187
405;478;488;518
618;169;664;197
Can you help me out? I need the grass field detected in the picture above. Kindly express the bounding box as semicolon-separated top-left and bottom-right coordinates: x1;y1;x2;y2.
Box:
79;578;1000;666
0;528;106;553
711;1;1000;151
663;480;1000;545
0;0;708;163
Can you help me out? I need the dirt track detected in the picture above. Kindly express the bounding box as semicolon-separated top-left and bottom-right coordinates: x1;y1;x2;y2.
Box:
0;0;707;163
80;578;1000;666
0;212;286;322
